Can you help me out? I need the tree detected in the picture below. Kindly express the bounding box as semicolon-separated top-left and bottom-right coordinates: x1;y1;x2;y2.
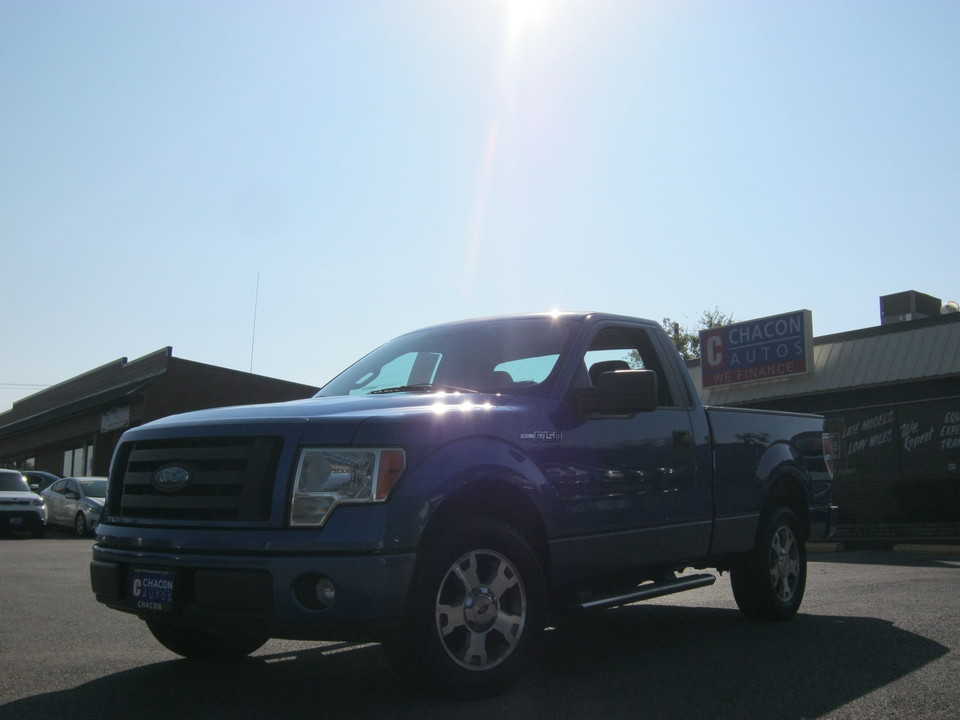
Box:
661;306;736;360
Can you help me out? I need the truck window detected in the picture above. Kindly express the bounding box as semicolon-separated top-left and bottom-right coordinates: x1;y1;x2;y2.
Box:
580;326;678;407
493;354;560;385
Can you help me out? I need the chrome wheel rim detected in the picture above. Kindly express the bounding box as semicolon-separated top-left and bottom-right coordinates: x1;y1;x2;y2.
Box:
768;525;800;602
434;548;526;671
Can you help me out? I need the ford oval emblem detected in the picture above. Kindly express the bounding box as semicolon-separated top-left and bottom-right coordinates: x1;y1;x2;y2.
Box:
153;465;192;492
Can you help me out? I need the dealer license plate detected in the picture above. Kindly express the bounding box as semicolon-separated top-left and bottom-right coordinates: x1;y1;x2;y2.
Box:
130;568;175;612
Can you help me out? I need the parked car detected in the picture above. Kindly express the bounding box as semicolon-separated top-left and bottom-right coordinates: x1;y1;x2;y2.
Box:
42;477;106;537
22;470;60;495
0;469;47;538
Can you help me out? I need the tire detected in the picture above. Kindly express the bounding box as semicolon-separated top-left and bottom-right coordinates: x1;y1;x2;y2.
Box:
74;512;88;538
731;506;807;621
382;519;546;698
146;620;269;661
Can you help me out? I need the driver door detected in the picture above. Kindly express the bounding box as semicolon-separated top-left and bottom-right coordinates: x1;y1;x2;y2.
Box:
540;322;712;567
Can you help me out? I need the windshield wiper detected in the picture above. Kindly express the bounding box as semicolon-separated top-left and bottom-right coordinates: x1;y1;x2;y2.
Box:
369;383;479;395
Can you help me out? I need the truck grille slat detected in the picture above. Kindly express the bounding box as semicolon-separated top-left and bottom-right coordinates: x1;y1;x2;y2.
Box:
111;436;282;525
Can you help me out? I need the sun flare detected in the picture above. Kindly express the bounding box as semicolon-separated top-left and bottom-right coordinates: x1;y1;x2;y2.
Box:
505;0;550;43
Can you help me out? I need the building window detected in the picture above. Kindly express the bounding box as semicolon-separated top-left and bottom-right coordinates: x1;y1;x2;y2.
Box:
62;442;94;477
0;457;34;470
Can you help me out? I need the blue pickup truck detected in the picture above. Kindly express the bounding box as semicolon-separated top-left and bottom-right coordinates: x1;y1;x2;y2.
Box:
91;312;837;697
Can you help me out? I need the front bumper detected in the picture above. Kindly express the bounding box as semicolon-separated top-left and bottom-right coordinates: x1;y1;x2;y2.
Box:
90;544;417;642
1;511;46;533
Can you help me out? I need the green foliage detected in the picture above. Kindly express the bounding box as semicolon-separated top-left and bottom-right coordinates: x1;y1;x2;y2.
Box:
662;306;736;360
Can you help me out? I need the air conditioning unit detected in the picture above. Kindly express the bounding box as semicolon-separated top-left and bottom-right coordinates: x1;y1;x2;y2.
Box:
880;290;942;325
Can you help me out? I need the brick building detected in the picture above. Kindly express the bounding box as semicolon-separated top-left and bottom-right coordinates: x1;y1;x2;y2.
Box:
0;348;318;477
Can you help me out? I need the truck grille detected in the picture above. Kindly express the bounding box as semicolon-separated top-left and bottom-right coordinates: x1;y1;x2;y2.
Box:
111;436;283;524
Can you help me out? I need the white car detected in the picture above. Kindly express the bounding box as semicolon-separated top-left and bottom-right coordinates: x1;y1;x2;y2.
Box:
41;477;106;537
0;469;48;538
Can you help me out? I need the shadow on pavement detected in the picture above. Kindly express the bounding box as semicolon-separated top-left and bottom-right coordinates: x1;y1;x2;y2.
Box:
0;604;947;720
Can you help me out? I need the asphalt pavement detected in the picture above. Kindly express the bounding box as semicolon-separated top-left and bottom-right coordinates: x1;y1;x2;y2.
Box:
1;533;957;720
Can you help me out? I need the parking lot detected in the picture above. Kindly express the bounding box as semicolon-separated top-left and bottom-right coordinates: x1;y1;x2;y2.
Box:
1;534;957;720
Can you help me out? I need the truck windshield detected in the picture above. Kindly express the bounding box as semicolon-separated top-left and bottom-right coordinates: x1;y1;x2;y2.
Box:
317;316;581;397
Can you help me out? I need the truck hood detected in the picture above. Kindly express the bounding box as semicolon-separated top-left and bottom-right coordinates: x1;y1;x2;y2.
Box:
143;392;515;429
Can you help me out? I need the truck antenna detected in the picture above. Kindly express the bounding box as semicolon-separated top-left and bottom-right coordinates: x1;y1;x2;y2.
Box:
250;273;260;373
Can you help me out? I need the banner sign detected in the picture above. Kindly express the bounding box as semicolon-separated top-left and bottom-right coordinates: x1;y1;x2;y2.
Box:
700;310;814;388
824;398;960;480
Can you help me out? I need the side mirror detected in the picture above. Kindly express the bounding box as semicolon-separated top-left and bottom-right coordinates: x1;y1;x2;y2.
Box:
575;369;659;416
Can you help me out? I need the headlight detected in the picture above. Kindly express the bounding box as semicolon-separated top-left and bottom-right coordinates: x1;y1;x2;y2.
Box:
31;497;44;507
290;448;405;527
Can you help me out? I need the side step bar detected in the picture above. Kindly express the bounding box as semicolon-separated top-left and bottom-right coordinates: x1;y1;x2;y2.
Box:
575;573;716;611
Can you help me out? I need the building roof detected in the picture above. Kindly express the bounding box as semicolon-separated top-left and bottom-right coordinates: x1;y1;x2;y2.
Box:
0;349;172;436
691;311;960;406
0;347;318;438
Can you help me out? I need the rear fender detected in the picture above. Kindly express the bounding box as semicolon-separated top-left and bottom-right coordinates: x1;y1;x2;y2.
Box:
712;440;811;555
755;441;812;532
758;471;811;540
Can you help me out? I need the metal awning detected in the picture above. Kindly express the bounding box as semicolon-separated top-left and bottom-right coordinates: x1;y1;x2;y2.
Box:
0;376;162;438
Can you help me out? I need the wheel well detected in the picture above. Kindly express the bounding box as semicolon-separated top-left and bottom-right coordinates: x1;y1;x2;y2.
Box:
761;473;810;539
419;479;551;582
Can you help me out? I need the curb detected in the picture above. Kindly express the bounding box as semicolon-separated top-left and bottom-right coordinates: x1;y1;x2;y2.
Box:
807;542;846;553
892;543;960;556
807;541;960;556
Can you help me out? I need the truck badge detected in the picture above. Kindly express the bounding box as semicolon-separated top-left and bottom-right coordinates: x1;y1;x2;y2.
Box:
152;465;192;492
520;431;562;442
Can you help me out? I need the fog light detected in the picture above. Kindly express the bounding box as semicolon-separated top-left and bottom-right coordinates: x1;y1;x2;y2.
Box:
315;577;336;608
294;573;337;610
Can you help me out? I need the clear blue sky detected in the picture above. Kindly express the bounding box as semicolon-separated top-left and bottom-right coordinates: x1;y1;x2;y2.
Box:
2;0;958;413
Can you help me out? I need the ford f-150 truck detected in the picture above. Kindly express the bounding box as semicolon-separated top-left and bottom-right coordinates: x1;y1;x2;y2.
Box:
91;312;837;697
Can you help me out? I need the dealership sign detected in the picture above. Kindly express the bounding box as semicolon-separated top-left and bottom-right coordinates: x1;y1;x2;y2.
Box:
700;310;814;388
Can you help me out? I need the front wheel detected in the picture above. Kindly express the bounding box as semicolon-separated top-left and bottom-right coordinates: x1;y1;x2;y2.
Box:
382;519;546;698
731;506;807;621
74;512;88;537
146;621;269;661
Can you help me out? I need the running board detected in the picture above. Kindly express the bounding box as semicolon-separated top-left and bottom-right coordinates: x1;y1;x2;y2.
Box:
574;573;716;611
